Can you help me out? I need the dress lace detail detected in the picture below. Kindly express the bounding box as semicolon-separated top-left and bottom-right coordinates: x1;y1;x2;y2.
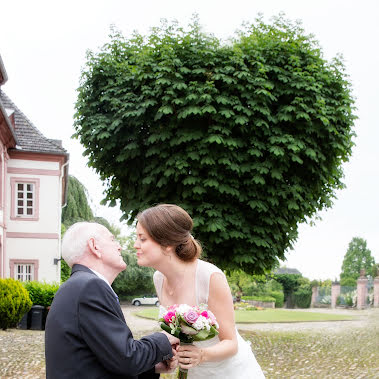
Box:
155;260;265;378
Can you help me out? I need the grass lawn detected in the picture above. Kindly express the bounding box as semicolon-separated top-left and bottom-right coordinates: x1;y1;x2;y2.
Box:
133;307;356;323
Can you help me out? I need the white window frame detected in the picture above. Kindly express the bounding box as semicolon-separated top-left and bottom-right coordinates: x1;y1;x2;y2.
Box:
9;259;39;281
15;263;34;281
10;177;40;221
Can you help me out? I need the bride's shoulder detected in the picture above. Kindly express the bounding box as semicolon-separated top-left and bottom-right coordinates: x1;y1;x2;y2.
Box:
198;259;223;273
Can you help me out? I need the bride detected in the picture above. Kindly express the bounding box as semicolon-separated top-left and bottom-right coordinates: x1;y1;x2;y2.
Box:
134;204;265;378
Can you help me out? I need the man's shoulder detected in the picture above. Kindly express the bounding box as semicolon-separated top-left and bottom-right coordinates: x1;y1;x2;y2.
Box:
59;266;107;295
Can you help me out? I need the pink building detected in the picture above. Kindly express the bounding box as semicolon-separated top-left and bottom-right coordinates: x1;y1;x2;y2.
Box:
0;55;69;283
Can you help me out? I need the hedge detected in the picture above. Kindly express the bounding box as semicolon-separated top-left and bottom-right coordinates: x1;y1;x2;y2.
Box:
23;281;60;307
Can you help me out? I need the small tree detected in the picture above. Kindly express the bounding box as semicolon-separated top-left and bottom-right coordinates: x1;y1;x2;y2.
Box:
340;237;376;282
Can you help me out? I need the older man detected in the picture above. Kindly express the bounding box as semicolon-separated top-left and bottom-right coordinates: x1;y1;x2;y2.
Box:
45;222;178;379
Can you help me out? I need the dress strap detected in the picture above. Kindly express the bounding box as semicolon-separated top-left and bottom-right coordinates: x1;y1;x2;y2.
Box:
196;260;225;305
153;270;164;300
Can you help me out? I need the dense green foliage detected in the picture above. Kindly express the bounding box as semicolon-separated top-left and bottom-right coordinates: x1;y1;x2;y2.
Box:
0;278;32;330
227;270;284;306
340;277;357;287
22;281;60;307
242;295;276;302
340;237;376;281
269;291;285;308
62;176;94;227
274;273;312;308
112;233;155;298
293;285;312;308
274;273;301;298
74;16;356;274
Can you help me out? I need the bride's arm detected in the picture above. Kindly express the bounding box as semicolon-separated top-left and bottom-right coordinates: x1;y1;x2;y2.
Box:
202;272;238;361
178;272;238;367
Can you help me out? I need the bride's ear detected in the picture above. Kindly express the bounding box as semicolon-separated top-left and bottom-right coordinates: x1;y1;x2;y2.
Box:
162;245;175;257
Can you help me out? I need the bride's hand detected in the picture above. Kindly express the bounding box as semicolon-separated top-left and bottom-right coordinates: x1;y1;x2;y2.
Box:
177;345;204;369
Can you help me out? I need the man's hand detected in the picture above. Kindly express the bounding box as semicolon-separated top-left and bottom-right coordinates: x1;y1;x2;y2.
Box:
155;355;178;374
161;330;180;346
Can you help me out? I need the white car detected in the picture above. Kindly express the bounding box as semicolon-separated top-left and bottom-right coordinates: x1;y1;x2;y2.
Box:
132;295;160;306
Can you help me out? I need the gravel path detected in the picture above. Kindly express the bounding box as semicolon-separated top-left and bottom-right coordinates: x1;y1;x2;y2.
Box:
0;307;377;378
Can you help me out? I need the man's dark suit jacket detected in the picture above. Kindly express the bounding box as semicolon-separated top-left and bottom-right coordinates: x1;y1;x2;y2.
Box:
45;264;172;379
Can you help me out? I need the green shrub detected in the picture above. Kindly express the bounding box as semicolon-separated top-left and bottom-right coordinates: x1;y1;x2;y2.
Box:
340;277;357;287
270;291;284;308
242;295;276;302
294;286;312;308
23;281;60;307
0;278;32;330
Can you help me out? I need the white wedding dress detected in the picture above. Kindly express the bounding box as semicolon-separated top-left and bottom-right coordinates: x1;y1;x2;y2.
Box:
154;259;265;379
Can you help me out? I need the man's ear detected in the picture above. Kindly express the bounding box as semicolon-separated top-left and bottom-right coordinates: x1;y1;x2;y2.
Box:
87;237;102;259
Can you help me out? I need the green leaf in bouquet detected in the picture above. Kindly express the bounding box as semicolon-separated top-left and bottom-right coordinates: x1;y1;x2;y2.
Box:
192;329;212;341
160;322;172;334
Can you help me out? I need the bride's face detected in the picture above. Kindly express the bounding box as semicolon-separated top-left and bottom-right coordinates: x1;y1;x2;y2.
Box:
134;222;169;268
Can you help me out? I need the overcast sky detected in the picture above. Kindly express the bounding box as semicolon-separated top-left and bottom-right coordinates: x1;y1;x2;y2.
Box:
1;0;378;280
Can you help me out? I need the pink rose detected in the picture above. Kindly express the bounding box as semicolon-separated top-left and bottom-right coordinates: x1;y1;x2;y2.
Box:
201;311;209;318
164;311;176;323
184;310;199;324
207;311;217;325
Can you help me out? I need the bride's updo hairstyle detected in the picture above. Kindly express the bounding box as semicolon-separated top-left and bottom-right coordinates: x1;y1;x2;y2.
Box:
137;204;202;262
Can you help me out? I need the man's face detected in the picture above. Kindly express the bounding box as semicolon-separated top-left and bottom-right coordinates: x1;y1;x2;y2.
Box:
97;227;126;272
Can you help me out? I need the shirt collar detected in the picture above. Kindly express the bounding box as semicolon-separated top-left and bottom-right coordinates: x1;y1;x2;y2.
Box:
89;268;117;296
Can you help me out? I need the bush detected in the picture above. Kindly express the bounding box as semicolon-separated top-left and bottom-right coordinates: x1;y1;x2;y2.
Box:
340;277;357;287
270;291;284;308
0;278;32;330
294;286;312;308
242;295;276;302
23;281;60;307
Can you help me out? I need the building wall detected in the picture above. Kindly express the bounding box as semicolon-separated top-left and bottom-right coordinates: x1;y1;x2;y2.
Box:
5;157;62;282
6;238;60;282
0;145;5;277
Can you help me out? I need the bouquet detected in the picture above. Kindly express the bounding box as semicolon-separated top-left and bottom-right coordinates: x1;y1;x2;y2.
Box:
159;304;219;378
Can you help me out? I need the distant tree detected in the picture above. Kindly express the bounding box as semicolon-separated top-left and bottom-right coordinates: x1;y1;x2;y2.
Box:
227;270;254;298
274;273;302;308
340;237;376;281
111;233;155;298
60;224;71;282
74;15;356;274
62;176;94;227
340;277;357;287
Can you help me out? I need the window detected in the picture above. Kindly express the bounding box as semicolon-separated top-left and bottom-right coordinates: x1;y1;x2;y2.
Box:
9;259;39;281
16;183;35;216
10;177;40;221
15;263;34;281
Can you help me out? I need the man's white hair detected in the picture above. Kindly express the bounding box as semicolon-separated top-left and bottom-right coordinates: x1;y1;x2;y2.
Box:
62;222;106;267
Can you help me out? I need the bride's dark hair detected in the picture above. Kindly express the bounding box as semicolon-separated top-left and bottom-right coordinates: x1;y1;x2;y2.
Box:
137;204;202;261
